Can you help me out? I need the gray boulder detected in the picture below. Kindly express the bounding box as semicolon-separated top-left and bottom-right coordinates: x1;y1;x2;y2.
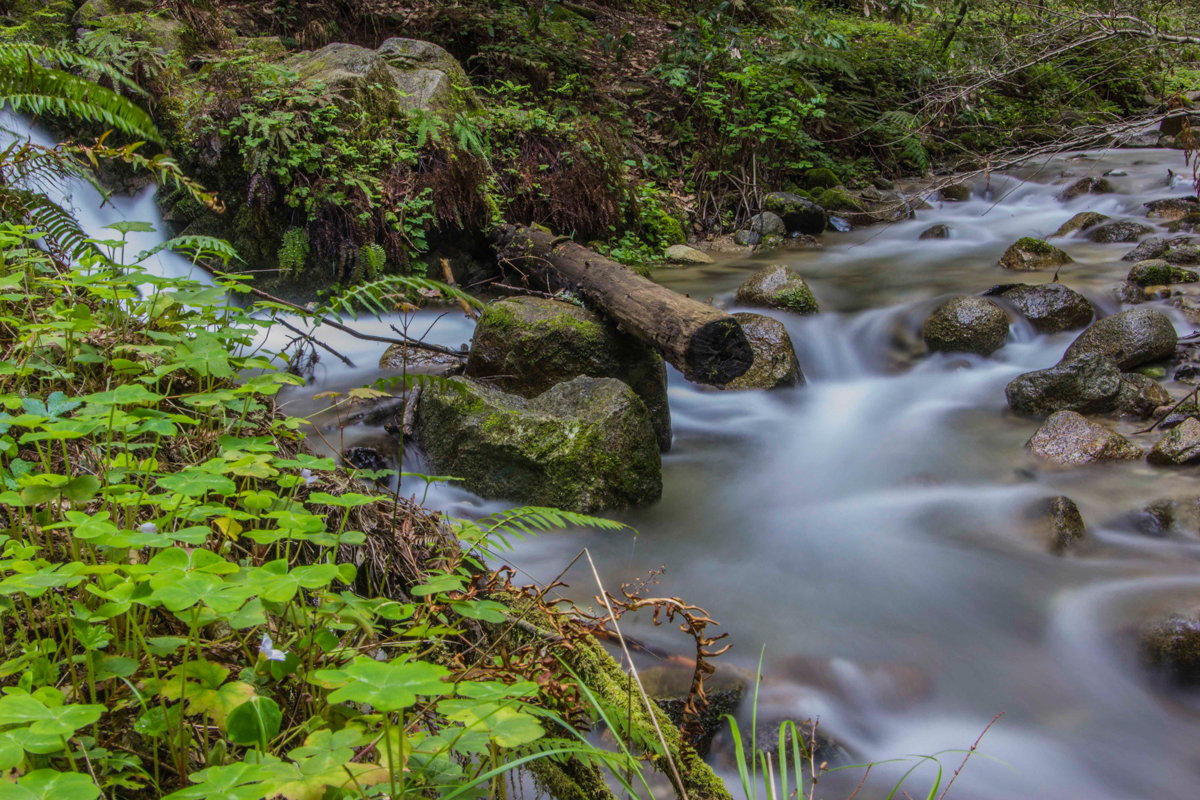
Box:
1145;197;1199;221
1116;373;1172;418
762;192;828;235
747;211;787;237
1127;259;1199;286
919;224;950;240
1026;410;1142;465
1062;308;1177;370
1059;177;1112;201
723;313;804;390
1005;354;1121;416
1148;418;1200;465
1000;238;1073;270
464;297;671;451
1000;283;1094;334
1123;237;1170;261
735;265;819;314
415;376;661;512
922;297;1010;356
1118;130;1161;148
1090;221;1154;243
1168;213;1200;234
1165;244;1200;265
664;244;714;265
1053;212;1109;237
733;229;762;247
1111;281;1149;304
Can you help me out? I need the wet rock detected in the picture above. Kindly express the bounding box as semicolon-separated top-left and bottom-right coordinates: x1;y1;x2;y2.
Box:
1148;418;1200;465
735;264;819;315
664;244;714;265
1116;373;1173;418
940;183;970;201
802;168;841;191
1167;212;1200;234
1006;354;1121;416
1059;177;1113;201
1127;499;1177;536
641;664;747;757
342;445;392;476
1153;402;1200;430
1062;308;1178;370
379;344;466;376
1026;410;1142;465
1176;364;1200;384
415;376;662;512
919;224;950;240
1165;244;1200;265
723;313;804;390
1031;496;1086;554
1145;197;1200;221
733;229;762;247
1111;281;1149;305
999;237;1073;270
1174;295;1200;325
1141;613;1200;686
1090;221;1155;243
747;211;787;237
1000;283;1094;334
1127;259;1200;286
981;283;1027;297
464;297;670;451
1052;212;1109;237
923;297;1009;356
762;192;828;235
1117;130;1161;148
1122;237;1171;262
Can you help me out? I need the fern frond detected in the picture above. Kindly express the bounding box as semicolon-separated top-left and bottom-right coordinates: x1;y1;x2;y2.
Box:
463;506;629;552
318;274;482;324
0;43;145;95
0;187;103;263
136;235;241;266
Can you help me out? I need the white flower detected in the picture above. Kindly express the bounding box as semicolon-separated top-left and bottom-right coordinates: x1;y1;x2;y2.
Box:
259;634;287;662
301;468;318;486
729;47;741;60
138;522;157;535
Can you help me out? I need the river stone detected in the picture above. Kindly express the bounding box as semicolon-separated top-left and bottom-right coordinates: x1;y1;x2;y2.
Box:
1053;212;1109;237
1140;613;1200;686
1122;237;1170;262
1090;221;1155;243
733;229;761;247
415;376;661;512
464;297;671;451
1168;213;1200;234
747;211;787;237
1145;197;1200;221
1005;354;1121;416
919;224;950;240
922;297;1009;356
999;238;1073;270
1153;402;1200;430
722;313;803;390
1175;295;1200;325
940;183;970;201
1062;308;1178;370
1165;244;1200;265
379;344;466;376
1118;130;1161;148
664;244;714;265
1127;259;1199;286
1177;364;1200;384
1111;281;1149;305
1026;410;1142;465
1116;373;1173;418
1059;177;1113;201
641;663;746;757
762;192;828;235
1032;496;1086;554
1000;283;1094;334
1148;418;1200;465
735;264;819;314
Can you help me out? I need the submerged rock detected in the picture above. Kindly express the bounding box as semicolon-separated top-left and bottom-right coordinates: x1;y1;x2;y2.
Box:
1053;212;1109;237
1168;212;1200;234
1127;259;1199;286
940;183;970;201
923;297;1009;356
464;297;671;451
1165;244;1200;265
415;376;662;512
664;244;714;265
735;264;819;314
1111;281;1149;305
1026;410;1142;465
379;344;466;376
1145;197;1200;221
1140;613;1200;686
1006;354;1121;416
919;224;950;240
1090;221;1154;243
1031;496;1086;554
762;192;828;235
1000;283;1094;334
723;313;804;390
1123;237;1170;262
1059;177;1113;201
1062;308;1178;370
1125;499;1177;537
1116;373;1172;418
1000;237;1073;270
1148;418;1200;465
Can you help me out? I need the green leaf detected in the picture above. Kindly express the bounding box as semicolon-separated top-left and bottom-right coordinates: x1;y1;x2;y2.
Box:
160;660;256;728
309;657;450;712
162;763;274;800
0;694;104;737
61;475;100;504
156;471;236;497
0;769;101;800
225;696;282;748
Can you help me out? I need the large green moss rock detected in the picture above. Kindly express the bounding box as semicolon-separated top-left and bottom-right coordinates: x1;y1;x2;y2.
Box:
464;297;671;451
723;313;804;390
1062;307;1178;370
761;192;827;235
734;264;819;315
1127;259;1199;286
999;237;1073;270
802;168;840;191
415;376;662;512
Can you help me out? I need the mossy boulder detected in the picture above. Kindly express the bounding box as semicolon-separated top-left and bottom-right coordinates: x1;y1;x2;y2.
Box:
746;211;787;237
1059;177;1113;201
415;376;662;512
1145;197;1199;221
464;297;671;451
814;188;864;213
922;297;1009;356
1122;237;1170;262
1111;281;1149;305
761;192;827;235
1026;411;1142;465
1167;212;1200;234
1148;418;1200;465
1127;259;1199;286
999;283;1094;334
999;238;1073;270
1090;221;1154;243
1005;354;1122;416
802;168;840;191
723;313;804;390
1165;244;1200;265
734;265;818;315
1052;212;1109;237
1062;307;1178;370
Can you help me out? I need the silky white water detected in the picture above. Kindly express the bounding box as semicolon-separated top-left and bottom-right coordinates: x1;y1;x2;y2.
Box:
14;111;1200;798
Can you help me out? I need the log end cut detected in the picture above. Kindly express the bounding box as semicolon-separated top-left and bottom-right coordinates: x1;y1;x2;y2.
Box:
686;317;754;386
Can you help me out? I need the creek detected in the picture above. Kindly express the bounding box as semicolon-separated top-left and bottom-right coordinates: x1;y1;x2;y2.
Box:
17;109;1200;798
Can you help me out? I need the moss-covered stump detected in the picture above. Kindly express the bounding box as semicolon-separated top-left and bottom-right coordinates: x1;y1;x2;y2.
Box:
415;376;661;512
1052;212;1109;237
464;297;671;451
734;264;819;314
999;237;1073;270
922;297;1010;356
1127;259;1199;286
762;192;828;235
722;313;804;390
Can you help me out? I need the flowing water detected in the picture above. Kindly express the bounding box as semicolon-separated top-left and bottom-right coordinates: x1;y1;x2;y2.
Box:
15;111;1200;797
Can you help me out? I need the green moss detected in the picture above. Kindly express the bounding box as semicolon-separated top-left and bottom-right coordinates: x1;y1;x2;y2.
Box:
778;285;819;314
803;167;839;190
1014;237;1055;255
815;188;862;212
1;0;74;43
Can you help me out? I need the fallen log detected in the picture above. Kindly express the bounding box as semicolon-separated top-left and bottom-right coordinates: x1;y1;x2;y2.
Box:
493;225;753;386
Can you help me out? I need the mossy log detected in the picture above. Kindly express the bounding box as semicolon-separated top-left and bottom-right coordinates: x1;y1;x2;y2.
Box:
493;225;753;386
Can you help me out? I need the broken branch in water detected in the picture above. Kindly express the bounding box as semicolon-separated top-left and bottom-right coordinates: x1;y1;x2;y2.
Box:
275;316;356;368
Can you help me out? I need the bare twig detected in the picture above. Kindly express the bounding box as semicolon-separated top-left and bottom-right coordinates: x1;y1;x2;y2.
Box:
937;711;1005;800
275;317;356;368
